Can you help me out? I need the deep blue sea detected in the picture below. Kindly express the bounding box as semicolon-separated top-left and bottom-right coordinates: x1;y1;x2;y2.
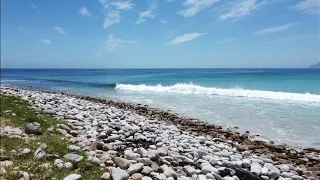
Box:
1;69;320;148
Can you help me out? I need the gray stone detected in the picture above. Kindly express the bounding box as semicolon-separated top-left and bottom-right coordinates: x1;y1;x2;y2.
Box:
25;122;41;135
106;135;121;142
136;158;151;166
114;157;131;169
250;162;262;175
125;151;141;160
157;146;168;156
211;172;224;180
58;128;68;135
21;148;31;155
261;167;269;175
109;167;130;180
202;165;218;174
183;165;196;176
68;145;81;151
242;159;251;168
206;173;215;179
90;157;101;165
63;174;82;180
64;162;73;170
141;166;153;175
142;177;152;180
150;161;160;171
131;173;143;180
160;165;177;179
59;124;71;132
54;159;64;169
23;171;30;180
268;170;280;179
145;150;159;161
34;144;46;160
102;144;113;151
278;164;290;172
198;174;207;180
64;154;83;163
127;163;144;175
101;172;111;180
0;160;13;167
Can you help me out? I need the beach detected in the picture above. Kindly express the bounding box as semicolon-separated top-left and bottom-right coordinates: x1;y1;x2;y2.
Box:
1;86;319;180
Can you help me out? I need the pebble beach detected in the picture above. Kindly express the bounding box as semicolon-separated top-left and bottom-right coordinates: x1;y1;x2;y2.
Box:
1;86;319;180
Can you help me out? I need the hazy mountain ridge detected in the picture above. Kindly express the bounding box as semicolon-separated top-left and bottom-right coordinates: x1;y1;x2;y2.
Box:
309;62;320;68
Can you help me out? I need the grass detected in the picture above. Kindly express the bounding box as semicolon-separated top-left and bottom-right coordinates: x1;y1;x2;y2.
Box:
0;94;103;179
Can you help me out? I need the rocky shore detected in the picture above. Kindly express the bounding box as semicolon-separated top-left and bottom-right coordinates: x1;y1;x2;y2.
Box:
1;86;319;180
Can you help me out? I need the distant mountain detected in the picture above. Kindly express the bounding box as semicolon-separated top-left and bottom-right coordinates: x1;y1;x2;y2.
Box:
309;62;320;68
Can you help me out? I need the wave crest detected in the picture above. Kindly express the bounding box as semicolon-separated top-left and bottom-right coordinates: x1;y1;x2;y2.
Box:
115;83;320;103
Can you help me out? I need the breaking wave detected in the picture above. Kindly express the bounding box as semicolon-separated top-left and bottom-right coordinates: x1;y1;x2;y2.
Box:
115;83;320;103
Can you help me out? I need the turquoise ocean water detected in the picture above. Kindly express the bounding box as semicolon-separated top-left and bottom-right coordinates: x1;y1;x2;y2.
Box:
1;69;320;148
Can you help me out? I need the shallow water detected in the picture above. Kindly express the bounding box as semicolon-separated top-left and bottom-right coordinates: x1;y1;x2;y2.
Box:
2;68;320;148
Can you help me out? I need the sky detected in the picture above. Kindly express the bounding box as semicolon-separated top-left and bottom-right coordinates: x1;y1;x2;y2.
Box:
1;0;320;68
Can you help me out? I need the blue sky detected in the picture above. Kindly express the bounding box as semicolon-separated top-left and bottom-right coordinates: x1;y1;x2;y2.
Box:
1;0;319;68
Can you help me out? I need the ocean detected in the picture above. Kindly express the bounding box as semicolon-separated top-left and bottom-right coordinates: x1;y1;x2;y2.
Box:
1;68;320;149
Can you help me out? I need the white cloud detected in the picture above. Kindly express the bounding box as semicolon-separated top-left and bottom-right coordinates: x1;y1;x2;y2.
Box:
179;0;220;17
252;22;300;35
17;27;25;31
54;26;65;34
100;0;110;9
160;19;169;24
41;39;51;44
219;0;267;21
168;33;207;45
30;4;42;14
268;35;310;43
136;9;155;24
31;4;38;9
79;7;92;17
111;1;134;10
104;10;121;29
104;34;137;52
293;0;320;15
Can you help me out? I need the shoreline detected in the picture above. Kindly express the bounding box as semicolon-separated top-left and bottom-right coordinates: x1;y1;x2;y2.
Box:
1;85;320;179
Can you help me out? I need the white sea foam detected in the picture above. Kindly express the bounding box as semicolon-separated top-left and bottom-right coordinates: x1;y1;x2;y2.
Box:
115;83;320;103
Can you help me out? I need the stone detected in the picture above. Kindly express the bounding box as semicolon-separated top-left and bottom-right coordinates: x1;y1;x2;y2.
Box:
106;135;121;142
242;159;251;168
202;165;218;174
0;160;13;167
54;159;64;169
250;162;262;175
183;165;196;176
23;171;30;180
64;154;83;163
101;172;111;180
157;146;168;156
68;145;81;151
142;177;152;180
21;148;31;155
145;150;159;161
141;166;152;175
261;167;269;175
131;173;143;180
124;151;141;160
25;122;41;135
127;163;144;175
211;172;224;180
102;144;113;151
114;157;131;169
206;173;214;179
0;167;6;176
136;158;151;166
109;167;130;180
59;124;71;132
64;162;73;170
63;174;82;180
268;170;280;179
58;128;68;135
90;157;101;165
278;164;290;172
34;144;46;160
160;165;177;179
198;175;207;180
